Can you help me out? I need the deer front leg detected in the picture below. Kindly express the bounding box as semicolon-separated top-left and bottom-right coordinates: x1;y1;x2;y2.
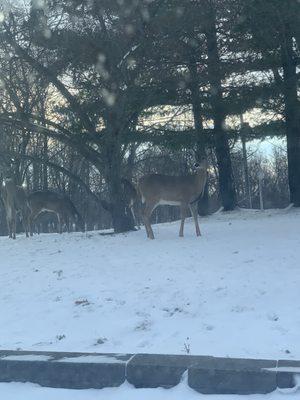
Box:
133;201;142;230
179;203;189;237
57;214;62;234
189;203;201;237
130;205;140;230
142;201;156;239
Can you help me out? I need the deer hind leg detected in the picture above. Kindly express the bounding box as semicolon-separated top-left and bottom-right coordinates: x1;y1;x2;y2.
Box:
189;203;201;237
24;218;29;238
179;203;189;237
7;210;16;239
64;213;70;233
133;201;142;230
5;207;13;238
57;213;62;234
6;215;12;238
135;207;141;230
8;219;13;239
25;208;32;238
26;213;31;237
142;201;157;239
129;206;136;229
12;211;16;240
29;210;40;236
29;216;33;236
22;209;30;238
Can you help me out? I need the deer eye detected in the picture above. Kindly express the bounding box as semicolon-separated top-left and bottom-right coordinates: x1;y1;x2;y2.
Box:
194;163;199;168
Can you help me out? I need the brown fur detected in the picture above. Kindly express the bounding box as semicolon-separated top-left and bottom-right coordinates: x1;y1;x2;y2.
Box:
0;179;30;239
27;191;84;234
138;159;208;239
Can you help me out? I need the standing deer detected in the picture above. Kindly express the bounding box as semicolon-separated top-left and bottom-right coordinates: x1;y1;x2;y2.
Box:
138;159;208;239
27;191;85;235
0;178;30;239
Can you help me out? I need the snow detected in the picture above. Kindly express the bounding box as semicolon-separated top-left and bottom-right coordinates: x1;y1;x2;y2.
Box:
266;367;300;373
0;380;300;400
0;354;52;362
56;355;128;363
0;208;300;360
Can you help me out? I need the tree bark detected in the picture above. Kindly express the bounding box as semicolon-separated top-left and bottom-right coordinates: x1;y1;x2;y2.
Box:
42;136;48;190
205;5;236;210
189;60;209;215
104;138;135;233
281;24;300;206
41;103;48;191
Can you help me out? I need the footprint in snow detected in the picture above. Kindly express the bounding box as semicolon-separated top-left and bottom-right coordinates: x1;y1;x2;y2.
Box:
204;324;214;331
135;320;152;332
94;337;108;346
231;305;254;313
267;313;279;322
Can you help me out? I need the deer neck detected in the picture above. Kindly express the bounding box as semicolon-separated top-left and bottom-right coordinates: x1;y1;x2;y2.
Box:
194;169;207;192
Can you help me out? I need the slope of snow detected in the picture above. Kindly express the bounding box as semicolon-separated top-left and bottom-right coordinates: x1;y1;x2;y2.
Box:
0;208;299;360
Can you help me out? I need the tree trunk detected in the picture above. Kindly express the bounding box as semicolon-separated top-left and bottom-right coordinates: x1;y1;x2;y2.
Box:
104;139;135;233
40;102;48;191
32;161;39;190
126;143;137;181
189;60;209;216
205;5;236;211
42;135;48;190
281;24;300;206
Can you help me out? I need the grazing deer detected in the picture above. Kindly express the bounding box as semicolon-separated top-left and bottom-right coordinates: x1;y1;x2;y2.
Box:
27;191;85;235
138;159;208;239
0;178;30;239
121;178;141;229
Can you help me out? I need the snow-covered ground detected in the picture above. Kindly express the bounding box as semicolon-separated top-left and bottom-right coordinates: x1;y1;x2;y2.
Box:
1;380;300;400
0;208;300;360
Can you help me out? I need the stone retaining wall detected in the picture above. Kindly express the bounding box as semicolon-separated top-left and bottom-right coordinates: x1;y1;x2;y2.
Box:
0;350;298;394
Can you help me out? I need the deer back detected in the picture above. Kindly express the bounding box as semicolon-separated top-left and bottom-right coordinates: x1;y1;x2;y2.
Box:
28;191;67;214
139;170;207;204
28;191;84;229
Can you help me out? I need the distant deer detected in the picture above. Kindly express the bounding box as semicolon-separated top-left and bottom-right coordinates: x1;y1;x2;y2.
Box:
27;191;85;235
138;159;208;239
121;178;141;229
0;178;30;239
